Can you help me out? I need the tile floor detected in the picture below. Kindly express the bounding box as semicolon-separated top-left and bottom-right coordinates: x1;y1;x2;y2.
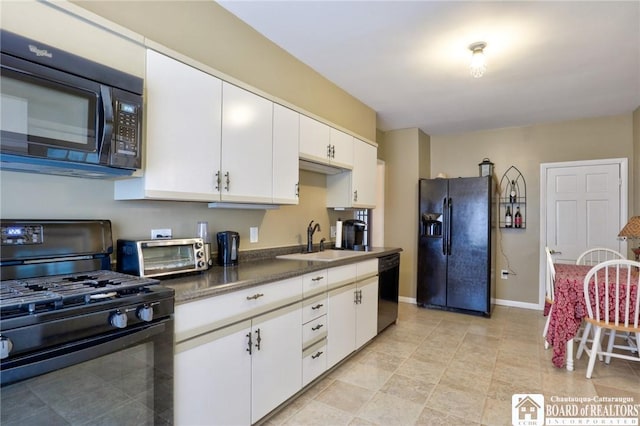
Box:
264;303;640;425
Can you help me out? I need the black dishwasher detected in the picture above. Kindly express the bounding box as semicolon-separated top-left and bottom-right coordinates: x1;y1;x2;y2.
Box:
378;253;400;332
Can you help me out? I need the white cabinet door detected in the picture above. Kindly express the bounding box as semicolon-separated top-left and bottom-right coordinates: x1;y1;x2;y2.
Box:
356;277;379;348
251;303;302;423
330;128;354;170
326;139;377;208
221;82;273;203
115;50;222;201
174;320;252;426
273;104;299;204
352;139;377;208
299;115;331;164
327;283;357;368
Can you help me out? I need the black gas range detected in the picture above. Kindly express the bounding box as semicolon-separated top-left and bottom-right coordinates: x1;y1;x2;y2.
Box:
0;220;174;424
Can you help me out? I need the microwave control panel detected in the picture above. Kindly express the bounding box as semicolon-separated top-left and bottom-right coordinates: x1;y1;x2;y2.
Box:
114;100;141;157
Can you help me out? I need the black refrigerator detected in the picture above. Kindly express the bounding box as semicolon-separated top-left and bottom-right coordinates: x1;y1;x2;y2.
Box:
417;176;494;316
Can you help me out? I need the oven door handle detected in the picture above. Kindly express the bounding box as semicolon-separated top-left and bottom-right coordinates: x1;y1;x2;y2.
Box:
0;319;171;386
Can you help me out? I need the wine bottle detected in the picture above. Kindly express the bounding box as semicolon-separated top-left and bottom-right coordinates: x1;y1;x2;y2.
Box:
514;206;522;228
509;180;517;203
505;206;513;228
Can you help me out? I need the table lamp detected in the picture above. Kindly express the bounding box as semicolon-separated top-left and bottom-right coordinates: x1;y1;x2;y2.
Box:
618;216;640;261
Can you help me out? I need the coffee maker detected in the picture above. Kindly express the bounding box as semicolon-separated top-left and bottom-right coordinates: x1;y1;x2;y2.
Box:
341;219;366;250
217;231;239;266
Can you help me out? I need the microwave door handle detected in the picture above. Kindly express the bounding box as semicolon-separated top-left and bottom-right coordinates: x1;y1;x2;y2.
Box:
98;85;114;163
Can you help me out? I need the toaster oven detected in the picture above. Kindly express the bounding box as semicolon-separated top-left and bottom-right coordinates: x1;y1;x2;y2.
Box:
117;238;210;278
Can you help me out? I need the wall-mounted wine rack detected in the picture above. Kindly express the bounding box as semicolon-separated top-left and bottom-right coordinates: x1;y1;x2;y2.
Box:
499;166;526;229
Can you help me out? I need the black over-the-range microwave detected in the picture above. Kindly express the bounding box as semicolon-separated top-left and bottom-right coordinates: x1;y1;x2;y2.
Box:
0;29;143;178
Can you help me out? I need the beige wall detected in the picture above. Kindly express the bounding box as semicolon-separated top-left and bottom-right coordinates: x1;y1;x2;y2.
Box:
71;0;376;142
634;107;640;216
431;114;634;304
377;128;430;298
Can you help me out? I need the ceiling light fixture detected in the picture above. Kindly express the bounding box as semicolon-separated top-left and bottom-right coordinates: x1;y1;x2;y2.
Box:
468;42;487;78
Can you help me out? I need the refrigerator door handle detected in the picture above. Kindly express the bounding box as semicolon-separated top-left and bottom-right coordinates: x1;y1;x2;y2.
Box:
447;197;453;255
442;197;448;255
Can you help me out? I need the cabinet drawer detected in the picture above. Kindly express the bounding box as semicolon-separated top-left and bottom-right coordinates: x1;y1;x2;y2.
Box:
302;293;327;323
302;339;327;386
357;259;378;280
302;269;328;297
175;276;302;341
327;263;357;290
302;315;327;348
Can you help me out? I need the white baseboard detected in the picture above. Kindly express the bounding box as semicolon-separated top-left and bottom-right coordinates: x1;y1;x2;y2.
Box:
494;298;542;311
399;296;542;311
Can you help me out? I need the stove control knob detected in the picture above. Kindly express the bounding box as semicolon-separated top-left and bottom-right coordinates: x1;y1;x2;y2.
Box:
137;305;154;322
0;335;13;359
110;311;128;329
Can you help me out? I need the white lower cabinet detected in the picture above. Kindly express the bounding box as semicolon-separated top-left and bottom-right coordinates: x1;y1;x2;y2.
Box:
251;303;302;423
327;261;379;368
175;320;252;426
327;283;357;368
175;301;302;425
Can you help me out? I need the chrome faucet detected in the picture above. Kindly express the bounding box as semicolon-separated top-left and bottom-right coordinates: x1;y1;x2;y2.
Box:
307;220;321;253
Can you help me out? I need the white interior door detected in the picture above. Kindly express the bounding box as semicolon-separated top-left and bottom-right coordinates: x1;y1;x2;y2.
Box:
539;158;628;306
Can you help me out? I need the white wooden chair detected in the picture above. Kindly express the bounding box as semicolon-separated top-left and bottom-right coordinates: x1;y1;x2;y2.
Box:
582;259;640;378
542;247;556;349
575;248;626;360
576;247;625;266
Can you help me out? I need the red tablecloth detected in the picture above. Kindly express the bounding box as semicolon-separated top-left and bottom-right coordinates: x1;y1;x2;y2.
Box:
545;263;638;368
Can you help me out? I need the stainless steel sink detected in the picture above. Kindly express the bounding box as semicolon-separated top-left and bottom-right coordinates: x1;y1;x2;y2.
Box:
276;250;368;262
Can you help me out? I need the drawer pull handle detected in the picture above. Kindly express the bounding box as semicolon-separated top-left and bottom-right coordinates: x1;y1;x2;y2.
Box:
311;276;325;282
246;293;264;300
311;351;324;359
311;303;324;310
311;324;324;331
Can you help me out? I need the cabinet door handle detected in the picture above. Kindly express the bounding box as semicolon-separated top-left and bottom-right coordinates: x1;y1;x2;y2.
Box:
353;190;358;202
311;351;323;359
246;332;252;355
311;276;324;282
215;171;221;191
311;303;324;310
295;183;300;197
224;172;230;191
246;293;264;300
327;144;332;159
311;324;324;331
331;145;335;158
254;328;262;351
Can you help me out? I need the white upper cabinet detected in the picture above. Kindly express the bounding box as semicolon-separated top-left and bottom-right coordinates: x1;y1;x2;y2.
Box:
299;115;354;171
115;49;222;201
221;82;273;203
272;104;299;204
326;139;377;208
299;115;331;164
329;128;354;170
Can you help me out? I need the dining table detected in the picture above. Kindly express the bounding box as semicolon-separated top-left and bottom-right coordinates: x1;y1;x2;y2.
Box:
544;262;639;371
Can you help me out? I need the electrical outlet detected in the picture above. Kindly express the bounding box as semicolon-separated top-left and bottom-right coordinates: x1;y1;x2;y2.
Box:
501;269;509;280
151;228;172;239
330;226;336;238
250;227;258;243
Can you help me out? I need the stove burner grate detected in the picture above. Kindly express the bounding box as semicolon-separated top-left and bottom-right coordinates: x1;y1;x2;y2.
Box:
0;270;159;314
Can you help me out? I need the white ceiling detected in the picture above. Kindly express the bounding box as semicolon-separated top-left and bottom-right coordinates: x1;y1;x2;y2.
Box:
217;1;640;136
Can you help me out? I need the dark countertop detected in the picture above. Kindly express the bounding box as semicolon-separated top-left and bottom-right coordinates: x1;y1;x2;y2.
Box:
162;247;402;304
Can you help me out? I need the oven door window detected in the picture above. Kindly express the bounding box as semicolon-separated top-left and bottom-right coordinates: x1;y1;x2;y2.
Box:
0;340;173;425
0;69;98;155
142;245;196;274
